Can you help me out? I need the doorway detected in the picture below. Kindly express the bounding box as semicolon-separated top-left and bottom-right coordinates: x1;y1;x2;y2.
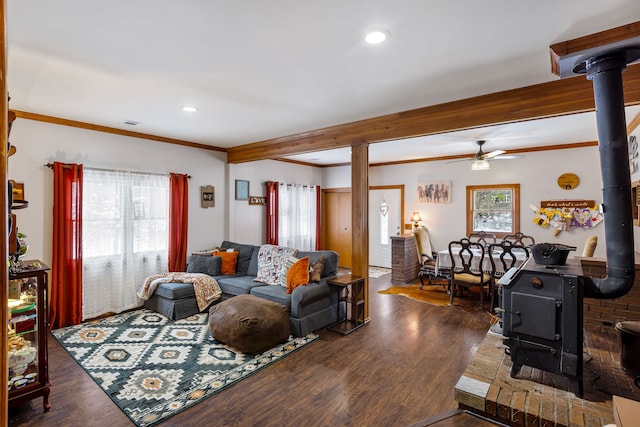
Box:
322;185;404;269
369;187;403;268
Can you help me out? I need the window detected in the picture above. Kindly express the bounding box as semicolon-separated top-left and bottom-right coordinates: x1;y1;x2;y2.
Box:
277;183;318;251
82;168;169;319
466;184;520;238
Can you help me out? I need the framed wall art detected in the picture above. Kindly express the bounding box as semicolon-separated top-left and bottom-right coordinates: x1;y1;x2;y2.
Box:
201;185;215;208
235;180;249;201
417;180;451;204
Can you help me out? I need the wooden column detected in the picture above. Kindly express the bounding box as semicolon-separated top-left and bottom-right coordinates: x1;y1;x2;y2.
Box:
390;234;420;283
1;0;9;423
351;142;369;321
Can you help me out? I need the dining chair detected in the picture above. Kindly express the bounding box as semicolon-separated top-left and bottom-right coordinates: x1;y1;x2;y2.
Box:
488;241;530;310
581;235;598;257
468;231;497;248
502;231;535;247
413;226;450;291
448;238;492;307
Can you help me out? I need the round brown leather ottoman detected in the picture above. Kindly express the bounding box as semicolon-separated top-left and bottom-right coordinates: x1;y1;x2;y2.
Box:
208;294;290;353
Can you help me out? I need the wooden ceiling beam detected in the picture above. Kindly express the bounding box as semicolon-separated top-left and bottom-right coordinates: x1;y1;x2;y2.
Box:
226;63;640;164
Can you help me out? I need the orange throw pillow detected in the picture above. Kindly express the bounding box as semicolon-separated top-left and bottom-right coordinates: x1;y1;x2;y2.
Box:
286;256;310;294
212;250;239;275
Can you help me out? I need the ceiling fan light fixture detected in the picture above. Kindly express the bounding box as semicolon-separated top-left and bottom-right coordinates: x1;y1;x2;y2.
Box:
471;159;490;171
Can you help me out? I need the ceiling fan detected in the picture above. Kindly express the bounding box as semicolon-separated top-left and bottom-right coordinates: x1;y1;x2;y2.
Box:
450;140;524;170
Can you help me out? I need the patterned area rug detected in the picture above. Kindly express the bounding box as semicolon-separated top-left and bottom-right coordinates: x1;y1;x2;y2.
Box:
52;309;318;427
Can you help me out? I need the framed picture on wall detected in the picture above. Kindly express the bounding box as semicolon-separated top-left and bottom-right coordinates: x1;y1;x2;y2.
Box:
417;180;451;204
201;185;215;208
235;180;249;201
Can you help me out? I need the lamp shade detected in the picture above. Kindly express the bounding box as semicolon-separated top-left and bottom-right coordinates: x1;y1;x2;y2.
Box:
410;212;422;222
471;159;490;170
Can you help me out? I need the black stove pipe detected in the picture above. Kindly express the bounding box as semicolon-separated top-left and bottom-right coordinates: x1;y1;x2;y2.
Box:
575;50;637;299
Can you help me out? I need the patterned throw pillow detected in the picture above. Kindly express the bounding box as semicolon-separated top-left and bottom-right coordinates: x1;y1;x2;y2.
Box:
254;245;298;285
309;256;325;283
286;256;309;294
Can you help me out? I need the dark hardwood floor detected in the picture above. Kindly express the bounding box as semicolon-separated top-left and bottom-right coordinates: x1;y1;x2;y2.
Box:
9;271;497;427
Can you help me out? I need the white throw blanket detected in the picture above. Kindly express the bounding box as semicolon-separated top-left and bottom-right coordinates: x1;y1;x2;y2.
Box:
138;272;222;311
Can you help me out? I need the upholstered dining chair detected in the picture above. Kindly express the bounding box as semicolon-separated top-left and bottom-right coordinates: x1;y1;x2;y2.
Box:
488;241;530;310
413;226;450;290
468;231;497;248
502;231;535;247
581;235;598;257
448;238;492;307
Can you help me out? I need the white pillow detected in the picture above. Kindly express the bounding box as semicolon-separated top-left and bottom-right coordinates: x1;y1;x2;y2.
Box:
254;245;298;285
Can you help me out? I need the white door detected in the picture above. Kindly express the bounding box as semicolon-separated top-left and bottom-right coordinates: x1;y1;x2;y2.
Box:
369;188;402;268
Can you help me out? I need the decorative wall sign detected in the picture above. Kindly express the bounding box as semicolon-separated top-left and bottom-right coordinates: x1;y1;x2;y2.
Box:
417;180;451;204
200;185;215;208
532;199;602;235
557;173;580;190
248;196;266;206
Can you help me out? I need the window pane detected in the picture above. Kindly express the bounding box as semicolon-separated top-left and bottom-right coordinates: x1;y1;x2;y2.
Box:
472;189;514;233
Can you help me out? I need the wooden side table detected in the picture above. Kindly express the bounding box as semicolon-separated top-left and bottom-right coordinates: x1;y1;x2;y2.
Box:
327;274;366;335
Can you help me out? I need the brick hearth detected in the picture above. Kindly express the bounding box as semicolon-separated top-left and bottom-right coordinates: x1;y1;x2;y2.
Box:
454;257;640;426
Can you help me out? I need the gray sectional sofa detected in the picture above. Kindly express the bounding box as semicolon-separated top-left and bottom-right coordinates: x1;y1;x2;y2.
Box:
143;241;341;337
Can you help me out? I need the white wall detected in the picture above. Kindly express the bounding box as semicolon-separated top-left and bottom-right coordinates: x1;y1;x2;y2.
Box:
227;160;323;245
9;119;227;266
322;146;614;259
12;117;636;265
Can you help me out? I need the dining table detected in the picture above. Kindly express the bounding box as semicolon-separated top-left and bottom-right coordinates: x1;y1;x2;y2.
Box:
435;247;528;276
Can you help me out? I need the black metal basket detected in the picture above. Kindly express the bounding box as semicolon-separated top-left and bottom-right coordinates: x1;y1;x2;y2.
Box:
531;243;577;265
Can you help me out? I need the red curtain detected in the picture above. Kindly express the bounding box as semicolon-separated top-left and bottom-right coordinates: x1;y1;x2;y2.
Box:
50;162;83;330
315;185;321;250
168;173;189;271
265;181;279;244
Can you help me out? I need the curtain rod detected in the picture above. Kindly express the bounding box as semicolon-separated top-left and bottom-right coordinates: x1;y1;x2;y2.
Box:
44;163;191;178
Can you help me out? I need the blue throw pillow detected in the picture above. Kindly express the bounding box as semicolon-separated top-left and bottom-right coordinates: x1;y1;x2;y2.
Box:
186;255;221;276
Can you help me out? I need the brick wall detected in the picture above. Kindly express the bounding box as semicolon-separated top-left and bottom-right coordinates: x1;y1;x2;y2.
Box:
390;234;419;283
581;258;640;333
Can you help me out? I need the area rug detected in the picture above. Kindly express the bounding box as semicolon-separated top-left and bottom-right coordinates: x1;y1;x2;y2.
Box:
377;283;451;306
345;266;392;278
52;309;318;427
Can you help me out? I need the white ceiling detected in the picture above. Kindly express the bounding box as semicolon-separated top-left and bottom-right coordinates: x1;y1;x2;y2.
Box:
6;1;640;165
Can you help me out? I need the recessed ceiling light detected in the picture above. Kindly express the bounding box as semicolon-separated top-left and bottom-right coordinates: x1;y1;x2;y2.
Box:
365;30;389;44
181;106;198;112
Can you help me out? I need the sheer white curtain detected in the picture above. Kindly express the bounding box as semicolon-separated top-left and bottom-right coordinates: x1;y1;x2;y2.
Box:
278;183;318;251
82;168;169;319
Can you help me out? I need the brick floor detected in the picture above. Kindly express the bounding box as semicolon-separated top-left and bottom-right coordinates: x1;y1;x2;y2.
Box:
455;328;640;426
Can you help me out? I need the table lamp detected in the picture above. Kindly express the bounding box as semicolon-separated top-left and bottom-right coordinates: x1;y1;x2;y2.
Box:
410;212;422;230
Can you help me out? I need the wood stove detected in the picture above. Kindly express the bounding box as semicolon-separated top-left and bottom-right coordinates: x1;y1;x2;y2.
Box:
497;44;639;399
499;257;585;397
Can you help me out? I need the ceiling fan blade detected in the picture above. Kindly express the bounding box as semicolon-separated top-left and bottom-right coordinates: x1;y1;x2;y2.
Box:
484;149;506;159
491;154;525;160
445;157;474;163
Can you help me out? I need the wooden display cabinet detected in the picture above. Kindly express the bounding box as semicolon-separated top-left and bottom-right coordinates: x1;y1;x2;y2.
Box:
8;260;51;411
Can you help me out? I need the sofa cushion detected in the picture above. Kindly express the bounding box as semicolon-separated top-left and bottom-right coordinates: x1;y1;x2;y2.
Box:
221;241;257;275
298;250;339;279
209;294;290;354
153;282;195;300
286;256;309;294
254;245;298;285
186;255;221;276
250;285;292;311
212;250;239;275
217;275;265;296
308;256;325;283
247;246;260;276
